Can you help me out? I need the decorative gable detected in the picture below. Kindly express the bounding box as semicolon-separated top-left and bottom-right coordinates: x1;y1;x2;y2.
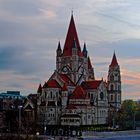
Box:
69;86;87;99
81;80;102;90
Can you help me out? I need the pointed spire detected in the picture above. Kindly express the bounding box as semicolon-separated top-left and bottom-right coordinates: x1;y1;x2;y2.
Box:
83;43;87;57
110;52;118;67
56;41;62;56
88;57;93;69
63;14;82;56
37;84;42;93
83;43;87;52
57;41;62;51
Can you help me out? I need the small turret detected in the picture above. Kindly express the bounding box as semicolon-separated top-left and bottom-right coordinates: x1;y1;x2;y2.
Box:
56;41;62;57
56;41;62;71
83;43;88;57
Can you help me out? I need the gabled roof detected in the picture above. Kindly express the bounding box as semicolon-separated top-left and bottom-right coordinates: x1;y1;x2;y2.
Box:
37;84;42;93
59;73;75;86
61;83;67;91
81;80;102;90
69;86;87;99
27;94;37;105
66;104;77;109
24;104;33;110
110;52;118;67
43;79;61;88
63;14;82;56
88;57;93;69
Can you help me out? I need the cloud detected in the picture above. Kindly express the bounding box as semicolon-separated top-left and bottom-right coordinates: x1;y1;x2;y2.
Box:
0;0;140;100
39;9;56;19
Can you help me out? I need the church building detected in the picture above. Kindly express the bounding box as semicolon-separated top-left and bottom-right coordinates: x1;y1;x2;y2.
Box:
37;14;121;128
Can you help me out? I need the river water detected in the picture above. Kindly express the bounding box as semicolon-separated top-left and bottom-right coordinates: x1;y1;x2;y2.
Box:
82;135;140;140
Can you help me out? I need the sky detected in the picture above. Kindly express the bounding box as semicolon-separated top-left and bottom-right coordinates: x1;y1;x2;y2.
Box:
0;0;140;100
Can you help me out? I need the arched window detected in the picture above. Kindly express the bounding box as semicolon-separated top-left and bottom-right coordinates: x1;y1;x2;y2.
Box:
110;84;114;91
111;95;113;101
50;91;52;99
118;85;121;91
88;93;90;98
91;94;93;99
118;75;120;81
110;74;114;81
45;91;47;98
100;92;104;100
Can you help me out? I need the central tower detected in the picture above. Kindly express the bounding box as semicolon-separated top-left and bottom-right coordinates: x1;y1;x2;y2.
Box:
56;14;95;84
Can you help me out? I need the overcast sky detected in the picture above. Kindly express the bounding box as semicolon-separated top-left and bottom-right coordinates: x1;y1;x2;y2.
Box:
0;0;140;100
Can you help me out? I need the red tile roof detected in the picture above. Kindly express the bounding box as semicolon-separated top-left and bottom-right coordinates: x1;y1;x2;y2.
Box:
66;104;77;109
81;80;102;90
110;52;118;67
43;79;61;88
63;14;82;56
88;57;93;69
59;73;75;86
61;83;67;91
37;83;42;93
70;86;87;99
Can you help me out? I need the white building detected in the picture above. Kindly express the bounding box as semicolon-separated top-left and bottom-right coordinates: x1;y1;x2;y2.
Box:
37;14;121;127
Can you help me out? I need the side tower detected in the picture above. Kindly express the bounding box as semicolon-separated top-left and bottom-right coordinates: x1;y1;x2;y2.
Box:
107;52;121;110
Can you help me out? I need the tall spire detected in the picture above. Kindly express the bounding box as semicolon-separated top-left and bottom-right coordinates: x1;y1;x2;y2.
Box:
63;14;82;56
110;52;118;67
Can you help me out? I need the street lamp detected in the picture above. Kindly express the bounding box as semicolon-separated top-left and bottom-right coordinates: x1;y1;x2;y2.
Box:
18;105;23;134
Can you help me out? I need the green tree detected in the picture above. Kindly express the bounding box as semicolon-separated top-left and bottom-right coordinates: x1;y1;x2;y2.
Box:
116;100;136;130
